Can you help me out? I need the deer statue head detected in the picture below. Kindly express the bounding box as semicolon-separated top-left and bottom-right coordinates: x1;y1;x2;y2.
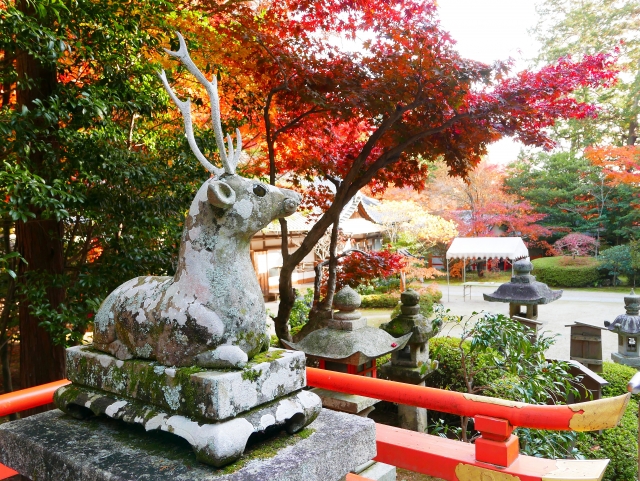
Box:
92;33;300;369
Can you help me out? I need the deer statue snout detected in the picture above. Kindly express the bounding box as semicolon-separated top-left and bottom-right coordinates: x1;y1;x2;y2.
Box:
283;197;299;216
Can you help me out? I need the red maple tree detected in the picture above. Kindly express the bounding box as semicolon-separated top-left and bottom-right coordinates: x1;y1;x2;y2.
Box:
167;0;618;340
334;249;407;292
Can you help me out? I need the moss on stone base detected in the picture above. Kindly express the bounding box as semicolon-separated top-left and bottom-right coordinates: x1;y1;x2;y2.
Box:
220;428;315;474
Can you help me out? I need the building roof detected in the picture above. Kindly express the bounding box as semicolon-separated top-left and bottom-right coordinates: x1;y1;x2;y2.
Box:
340;218;384;236
261;193;383;236
446;237;529;260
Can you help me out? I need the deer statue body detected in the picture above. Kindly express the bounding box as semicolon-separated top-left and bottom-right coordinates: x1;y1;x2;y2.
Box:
93;34;300;368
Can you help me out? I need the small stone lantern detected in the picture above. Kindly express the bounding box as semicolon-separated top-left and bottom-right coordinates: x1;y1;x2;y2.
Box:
283;286;410;416
605;290;640;368
378;289;437;432
484;258;563;339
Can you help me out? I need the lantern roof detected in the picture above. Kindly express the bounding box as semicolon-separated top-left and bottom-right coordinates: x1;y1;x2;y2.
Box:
605;290;640;335
483;259;563;305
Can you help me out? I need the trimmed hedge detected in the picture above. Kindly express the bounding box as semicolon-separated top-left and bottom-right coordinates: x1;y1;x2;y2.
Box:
361;284;442;311
531;256;602;287
576;362;639;481
601;361;639;398
360;293;400;308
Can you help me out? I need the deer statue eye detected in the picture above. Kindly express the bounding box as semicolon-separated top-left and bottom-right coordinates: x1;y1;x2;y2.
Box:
253;184;267;197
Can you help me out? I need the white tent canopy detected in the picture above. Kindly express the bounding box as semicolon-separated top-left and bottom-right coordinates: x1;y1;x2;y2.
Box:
446;237;529;260
445;237;529;301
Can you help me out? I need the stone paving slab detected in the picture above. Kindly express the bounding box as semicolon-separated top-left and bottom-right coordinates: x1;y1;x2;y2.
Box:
66;346;306;421
311;387;379;414
0;408;376;481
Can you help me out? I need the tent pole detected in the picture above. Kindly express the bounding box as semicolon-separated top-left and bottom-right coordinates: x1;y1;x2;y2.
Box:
447;258;450;302
463;258;466;284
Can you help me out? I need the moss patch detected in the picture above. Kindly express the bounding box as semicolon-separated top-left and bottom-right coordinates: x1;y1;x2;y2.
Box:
249;349;285;366
220;428;315;474
242;368;261;382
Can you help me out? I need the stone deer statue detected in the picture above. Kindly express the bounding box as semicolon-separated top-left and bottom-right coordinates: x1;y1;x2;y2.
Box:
93;33;300;368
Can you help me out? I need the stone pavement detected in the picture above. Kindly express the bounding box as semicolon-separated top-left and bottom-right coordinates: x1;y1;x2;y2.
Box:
439;284;624;362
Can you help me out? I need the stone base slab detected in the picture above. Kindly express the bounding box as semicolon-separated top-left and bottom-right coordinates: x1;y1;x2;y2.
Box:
66;346;306;421
54;383;321;467
611;352;640;367
349;461;396;481
378;362;436;385
0;408;376;481
312;387;379;415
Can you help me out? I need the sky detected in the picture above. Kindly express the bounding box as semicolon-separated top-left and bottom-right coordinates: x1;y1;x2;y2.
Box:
436;0;541;165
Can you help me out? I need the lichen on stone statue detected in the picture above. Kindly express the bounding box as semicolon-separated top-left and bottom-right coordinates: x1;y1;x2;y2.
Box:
92;33;300;369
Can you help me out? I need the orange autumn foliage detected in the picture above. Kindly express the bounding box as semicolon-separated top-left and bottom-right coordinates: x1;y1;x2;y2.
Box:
585;145;640;185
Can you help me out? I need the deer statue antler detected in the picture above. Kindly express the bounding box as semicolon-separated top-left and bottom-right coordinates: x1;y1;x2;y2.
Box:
158;32;241;176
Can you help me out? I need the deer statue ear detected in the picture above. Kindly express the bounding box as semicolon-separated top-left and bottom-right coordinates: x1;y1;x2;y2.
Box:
207;181;236;209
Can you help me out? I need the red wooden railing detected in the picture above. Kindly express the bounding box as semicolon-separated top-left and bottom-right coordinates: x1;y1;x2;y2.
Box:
0;368;630;481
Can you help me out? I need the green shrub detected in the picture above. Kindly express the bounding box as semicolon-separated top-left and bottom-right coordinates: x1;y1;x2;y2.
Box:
376;353;391;368
532;256;602;287
426;337;502;393
601;362;639;398
575;361;639;481
360;293;400;308
427;314;586;458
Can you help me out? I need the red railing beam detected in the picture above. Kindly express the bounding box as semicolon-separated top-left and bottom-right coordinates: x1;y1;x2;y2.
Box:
306;367;629;432
374;423;608;481
0;380;70;418
0;463;18;480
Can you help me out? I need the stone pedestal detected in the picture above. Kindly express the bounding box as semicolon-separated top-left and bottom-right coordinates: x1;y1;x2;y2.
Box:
0;408;376;481
397;385;428;433
55;346;322;467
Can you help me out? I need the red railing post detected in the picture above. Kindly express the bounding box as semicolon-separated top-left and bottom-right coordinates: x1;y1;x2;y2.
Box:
473;415;519;467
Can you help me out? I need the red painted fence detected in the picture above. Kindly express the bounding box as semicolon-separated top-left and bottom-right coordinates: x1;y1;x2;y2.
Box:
0;368;630;481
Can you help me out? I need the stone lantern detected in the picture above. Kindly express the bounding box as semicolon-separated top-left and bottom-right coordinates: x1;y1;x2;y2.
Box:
484;258;563;339
283;286;411;416
378;289;437;432
605;290;640;368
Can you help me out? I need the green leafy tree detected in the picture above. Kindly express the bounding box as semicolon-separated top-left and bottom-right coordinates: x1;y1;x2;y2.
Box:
534;0;640;149
505;152;640;246
0;0;212;398
599;244;635;286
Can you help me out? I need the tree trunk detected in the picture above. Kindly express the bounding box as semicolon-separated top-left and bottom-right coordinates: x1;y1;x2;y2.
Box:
275;263;295;343
16;219;66;401
15;0;66;414
625;94;639;146
319;218;340;310
0;275;18;421
1;274;16;395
